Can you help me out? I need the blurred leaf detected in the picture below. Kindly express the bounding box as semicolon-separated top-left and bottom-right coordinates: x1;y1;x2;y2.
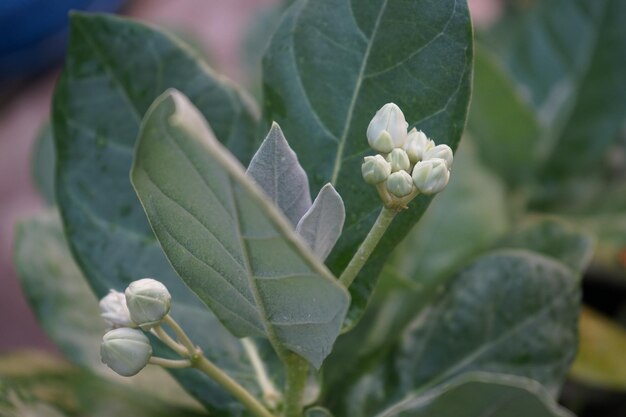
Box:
467;46;542;186
571;307;626;391
0;351;208;417
51;13;268;413
13;210;203;410
331;250;580;416
496;217;595;275
31;123;56;205
132;91;349;369
375;372;574;417
485;0;626;206
263;0;473;326
305;406;333;417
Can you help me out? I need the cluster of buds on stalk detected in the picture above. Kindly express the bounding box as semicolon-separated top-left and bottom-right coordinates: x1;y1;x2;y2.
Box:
99;278;177;376
362;103;453;209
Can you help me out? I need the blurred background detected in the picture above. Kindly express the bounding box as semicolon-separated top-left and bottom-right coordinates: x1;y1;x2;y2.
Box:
1;0;625;416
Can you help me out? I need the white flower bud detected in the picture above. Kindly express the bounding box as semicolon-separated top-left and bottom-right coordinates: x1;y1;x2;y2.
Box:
403;128;433;163
125;279;171;329
412;158;450;195
386;171;414;198
101;328;152;377
386;148;410;173
367;103;408;151
361;155;392;184
423;144;454;169
100;290;136;329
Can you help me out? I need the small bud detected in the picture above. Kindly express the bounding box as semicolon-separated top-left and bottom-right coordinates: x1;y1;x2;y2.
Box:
100;290;136;329
403;129;433;163
423;144;454;169
125;279;171;329
412;158;450;194
386;171;414;198
101;328;152;376
386;148;410;173
361;155;391;184
367;103;408;151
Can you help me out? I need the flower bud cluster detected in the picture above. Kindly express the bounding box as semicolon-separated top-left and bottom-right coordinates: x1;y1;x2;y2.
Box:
99;278;172;376
362;103;453;206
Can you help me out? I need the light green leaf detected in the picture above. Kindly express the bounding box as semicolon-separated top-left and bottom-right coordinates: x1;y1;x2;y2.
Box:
52;13;264;412
246;122;312;226
377;372;574;417
131;90;350;368
31;123;56;205
296;184;345;261
572;307;626;391
263;0;473;325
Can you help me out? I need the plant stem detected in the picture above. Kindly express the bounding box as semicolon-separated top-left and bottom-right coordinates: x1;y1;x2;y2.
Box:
163;314;196;354
152;326;188;357
195;355;276;417
283;353;309;417
242;338;281;408
339;206;397;288
149;357;192;368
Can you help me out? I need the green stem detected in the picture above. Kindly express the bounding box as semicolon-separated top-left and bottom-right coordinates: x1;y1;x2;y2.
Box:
163;314;196;354
339;206;397;288
195;355;276;417
152;325;188;357
149;357;192;368
283;353;310;417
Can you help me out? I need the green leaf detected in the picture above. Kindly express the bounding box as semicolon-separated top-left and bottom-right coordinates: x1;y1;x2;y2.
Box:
485;0;626;205
246;122;312;226
572;307;626;391
31;123;56;205
305;406;333;417
131;90;350;368
496;217;595;275
330;250;580;416
296;184;345;261
467;46;542;186
376;372;574;417
263;0;473;325
51;13;266;412
0;351;208;417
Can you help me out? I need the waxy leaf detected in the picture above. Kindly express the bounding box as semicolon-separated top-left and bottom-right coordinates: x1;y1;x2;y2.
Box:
378;373;574;417
247;122;312;226
296;183;345;261
132;90;350;368
263;0;473;325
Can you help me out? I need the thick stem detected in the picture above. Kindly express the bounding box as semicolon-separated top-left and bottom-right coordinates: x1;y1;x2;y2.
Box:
195;355;276;417
283;353;309;417
339;206;397;288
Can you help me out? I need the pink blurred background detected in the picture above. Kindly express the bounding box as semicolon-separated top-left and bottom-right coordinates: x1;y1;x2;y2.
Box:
0;0;500;352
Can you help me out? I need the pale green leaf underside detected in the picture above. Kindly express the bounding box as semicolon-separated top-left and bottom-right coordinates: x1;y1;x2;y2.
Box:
296;183;345;261
379;372;573;417
132;90;350;368
246;122;312;226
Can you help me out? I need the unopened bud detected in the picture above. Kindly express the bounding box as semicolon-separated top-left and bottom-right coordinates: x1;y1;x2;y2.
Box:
125;279;171;329
101;328;152;377
412;158;450;194
423;144;453;169
100;290;136;329
367;103;408;151
361;155;391;184
403;129;433;163
386;171;414;198
386;148;410;173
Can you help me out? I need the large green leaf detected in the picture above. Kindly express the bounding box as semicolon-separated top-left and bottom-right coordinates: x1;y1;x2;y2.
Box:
485;0;626;206
263;0;473;324
0;352;208;417
12;210;287;412
131;90;350;369
50;13;278;414
329;250;580;416
376;372;574;417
